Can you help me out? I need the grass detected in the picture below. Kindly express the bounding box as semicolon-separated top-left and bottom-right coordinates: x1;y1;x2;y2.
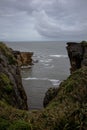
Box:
0;73;13;93
0;67;87;129
0;41;87;129
81;41;87;45
0;42;16;65
8;120;32;130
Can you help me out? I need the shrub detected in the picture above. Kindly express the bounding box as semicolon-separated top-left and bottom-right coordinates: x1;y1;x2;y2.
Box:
81;41;87;46
8;55;16;65
0;118;10;130
8;120;32;130
0;73;13;93
0;42;16;65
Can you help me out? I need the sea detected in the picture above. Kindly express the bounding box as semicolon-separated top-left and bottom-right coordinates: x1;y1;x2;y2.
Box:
5;41;70;109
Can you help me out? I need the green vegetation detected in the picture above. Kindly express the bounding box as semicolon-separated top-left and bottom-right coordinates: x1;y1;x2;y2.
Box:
0;42;16;65
0;118;10;130
0;73;13;94
0;67;87;130
8;55;16;65
80;41;87;46
0;42;11;56
0;41;87;129
8;120;32;130
0;72;14;105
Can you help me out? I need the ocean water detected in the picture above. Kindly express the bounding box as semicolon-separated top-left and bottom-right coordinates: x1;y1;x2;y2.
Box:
6;41;70;109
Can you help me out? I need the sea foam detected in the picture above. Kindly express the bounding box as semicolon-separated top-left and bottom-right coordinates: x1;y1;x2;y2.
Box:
50;55;68;58
22;77;60;86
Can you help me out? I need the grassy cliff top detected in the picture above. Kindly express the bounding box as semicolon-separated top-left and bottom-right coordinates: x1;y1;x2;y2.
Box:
0;42;16;65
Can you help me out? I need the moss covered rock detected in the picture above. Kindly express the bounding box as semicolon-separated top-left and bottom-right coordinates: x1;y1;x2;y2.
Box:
0;42;28;110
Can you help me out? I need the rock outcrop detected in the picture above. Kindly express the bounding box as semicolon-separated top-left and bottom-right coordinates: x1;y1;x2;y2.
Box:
43;87;59;107
0;42;28;110
13;51;33;67
43;41;87;108
0;41;87;130
67;41;87;73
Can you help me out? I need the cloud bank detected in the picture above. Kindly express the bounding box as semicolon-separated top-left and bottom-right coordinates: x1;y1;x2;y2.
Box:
0;0;87;41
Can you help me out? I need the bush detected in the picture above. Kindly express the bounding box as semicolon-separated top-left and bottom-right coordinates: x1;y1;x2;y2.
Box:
0;73;13;93
8;55;16;65
81;41;87;46
8;120;32;130
0;118;10;130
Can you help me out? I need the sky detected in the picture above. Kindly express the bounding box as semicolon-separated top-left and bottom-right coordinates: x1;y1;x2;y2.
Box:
0;0;87;41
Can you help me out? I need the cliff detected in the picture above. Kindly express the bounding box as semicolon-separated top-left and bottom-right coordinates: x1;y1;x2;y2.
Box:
13;51;33;67
0;42;28;110
67;41;87;73
43;41;87;107
0;41;87;130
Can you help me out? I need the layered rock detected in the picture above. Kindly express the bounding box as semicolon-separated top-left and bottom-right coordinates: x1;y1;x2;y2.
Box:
13;51;33;67
0;42;28;110
67;41;87;73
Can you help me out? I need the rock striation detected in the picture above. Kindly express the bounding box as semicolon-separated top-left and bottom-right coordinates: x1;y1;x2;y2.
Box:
0;42;28;110
13;51;33;67
67;41;87;73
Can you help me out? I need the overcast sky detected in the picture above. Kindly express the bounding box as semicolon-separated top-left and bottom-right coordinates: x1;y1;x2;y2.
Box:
0;0;87;41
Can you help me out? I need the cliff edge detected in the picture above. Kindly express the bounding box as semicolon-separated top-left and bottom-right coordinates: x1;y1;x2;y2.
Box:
0;42;28;110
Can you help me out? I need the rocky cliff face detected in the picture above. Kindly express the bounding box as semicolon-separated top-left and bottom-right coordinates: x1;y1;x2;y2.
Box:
0;42;28;110
43;41;87;107
13;51;33;67
67;41;87;73
1;41;87;130
43;87;59;107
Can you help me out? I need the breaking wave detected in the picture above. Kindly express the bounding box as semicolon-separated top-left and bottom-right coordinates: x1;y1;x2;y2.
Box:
50;55;68;58
22;77;60;86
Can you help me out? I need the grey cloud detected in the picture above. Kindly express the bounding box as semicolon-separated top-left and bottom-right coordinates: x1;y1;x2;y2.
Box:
34;0;87;40
0;0;87;40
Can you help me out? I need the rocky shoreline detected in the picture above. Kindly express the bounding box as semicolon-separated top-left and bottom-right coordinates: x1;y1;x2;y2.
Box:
0;41;87;130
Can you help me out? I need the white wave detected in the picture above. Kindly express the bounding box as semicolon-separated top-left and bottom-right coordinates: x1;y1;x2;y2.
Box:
50;55;68;58
40;59;53;63
44;64;50;66
22;77;60;86
49;79;60;86
43;64;54;69
21;65;32;69
23;77;39;80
